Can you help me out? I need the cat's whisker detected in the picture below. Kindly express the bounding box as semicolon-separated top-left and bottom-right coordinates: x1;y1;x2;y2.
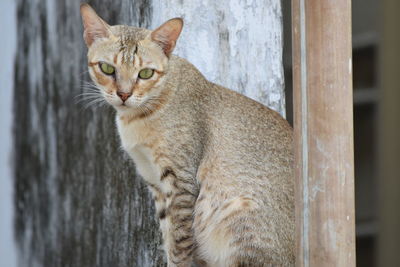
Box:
75;96;103;105
74;89;105;106
80;80;95;85
76;95;103;100
79;87;100;92
79;89;102;95
83;98;106;110
79;70;90;77
80;85;101;91
75;91;102;96
137;104;150;119
81;94;103;101
82;81;98;87
75;91;103;97
79;80;95;86
74;93;103;100
79;80;102;90
76;99;101;106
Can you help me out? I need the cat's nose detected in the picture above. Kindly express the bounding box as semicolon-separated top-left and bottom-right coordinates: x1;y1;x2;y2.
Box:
117;91;132;102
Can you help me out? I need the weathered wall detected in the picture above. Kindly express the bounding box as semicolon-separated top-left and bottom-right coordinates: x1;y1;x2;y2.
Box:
152;0;285;115
14;0;284;266
0;0;17;266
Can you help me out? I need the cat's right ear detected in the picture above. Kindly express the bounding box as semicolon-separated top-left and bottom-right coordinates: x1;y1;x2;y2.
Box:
80;3;112;47
151;18;183;57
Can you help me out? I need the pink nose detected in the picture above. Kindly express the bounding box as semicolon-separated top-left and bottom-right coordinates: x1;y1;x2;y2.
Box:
117;92;132;102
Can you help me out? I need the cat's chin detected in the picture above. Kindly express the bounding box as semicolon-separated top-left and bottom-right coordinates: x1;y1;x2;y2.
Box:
107;99;135;110
113;104;142;116
113;103;133;112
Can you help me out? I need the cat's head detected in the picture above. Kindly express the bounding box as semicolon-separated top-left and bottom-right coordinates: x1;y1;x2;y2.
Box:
80;4;183;115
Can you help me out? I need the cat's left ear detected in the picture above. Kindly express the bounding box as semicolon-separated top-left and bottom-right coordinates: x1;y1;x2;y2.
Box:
80;3;112;47
151;18;183;56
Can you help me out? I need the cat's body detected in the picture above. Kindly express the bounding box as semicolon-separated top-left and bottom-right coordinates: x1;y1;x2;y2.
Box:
81;4;294;266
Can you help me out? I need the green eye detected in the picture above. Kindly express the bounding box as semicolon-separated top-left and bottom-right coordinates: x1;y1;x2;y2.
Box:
138;68;154;79
99;62;115;75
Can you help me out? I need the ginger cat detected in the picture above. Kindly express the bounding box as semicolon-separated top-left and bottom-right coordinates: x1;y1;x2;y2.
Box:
80;4;294;266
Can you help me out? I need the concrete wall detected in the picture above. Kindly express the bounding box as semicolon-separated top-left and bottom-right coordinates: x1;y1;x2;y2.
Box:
0;0;17;267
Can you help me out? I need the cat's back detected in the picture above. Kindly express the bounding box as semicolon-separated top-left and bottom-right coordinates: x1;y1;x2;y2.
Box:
168;55;292;149
204;81;293;171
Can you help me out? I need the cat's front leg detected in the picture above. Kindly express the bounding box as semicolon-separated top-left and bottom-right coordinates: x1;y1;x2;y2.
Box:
159;170;198;267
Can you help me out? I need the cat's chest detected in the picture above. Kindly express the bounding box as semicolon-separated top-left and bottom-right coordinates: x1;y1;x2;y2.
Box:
116;117;161;185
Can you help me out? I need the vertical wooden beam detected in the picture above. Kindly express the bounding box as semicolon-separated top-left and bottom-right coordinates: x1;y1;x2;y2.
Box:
378;1;400;266
292;0;356;266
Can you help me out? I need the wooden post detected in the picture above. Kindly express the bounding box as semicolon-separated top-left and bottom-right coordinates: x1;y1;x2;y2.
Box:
292;0;356;266
378;0;400;266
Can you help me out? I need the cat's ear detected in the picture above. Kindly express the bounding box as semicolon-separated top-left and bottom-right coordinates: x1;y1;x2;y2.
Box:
151;18;183;56
80;3;112;47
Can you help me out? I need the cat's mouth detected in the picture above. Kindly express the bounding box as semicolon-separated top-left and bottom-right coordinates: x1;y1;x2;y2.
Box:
115;100;135;109
118;102;130;109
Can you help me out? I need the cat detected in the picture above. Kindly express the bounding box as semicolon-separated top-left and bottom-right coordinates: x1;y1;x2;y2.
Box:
80;3;294;267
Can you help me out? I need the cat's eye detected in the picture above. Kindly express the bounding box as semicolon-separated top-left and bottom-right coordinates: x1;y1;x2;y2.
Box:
99;62;115;75
138;68;154;79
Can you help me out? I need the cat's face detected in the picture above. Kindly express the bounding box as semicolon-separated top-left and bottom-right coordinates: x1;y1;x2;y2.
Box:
85;27;167;111
80;4;182;114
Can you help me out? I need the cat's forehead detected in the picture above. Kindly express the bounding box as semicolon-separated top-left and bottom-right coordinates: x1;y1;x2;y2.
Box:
111;25;150;45
89;26;147;59
88;25;165;68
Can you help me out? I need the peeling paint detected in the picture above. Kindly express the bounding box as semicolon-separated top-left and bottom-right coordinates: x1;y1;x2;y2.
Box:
323;219;339;252
348;57;352;75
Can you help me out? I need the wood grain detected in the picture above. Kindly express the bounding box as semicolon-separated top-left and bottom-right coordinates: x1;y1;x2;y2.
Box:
292;0;356;266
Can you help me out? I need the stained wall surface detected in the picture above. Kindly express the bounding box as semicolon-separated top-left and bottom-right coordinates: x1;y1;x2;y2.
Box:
0;0;17;267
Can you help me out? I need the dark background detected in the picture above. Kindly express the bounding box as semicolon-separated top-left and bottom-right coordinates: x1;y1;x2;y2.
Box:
13;0;164;266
